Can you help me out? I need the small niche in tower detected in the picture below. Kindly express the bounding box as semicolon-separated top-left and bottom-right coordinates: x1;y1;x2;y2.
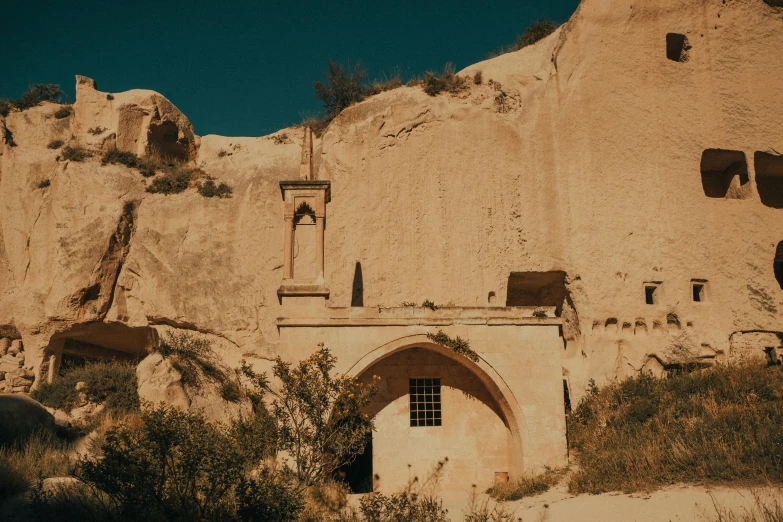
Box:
691;279;707;302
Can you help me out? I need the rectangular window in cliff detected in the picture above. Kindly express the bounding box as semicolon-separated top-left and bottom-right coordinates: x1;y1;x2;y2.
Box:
645;284;659;305
506;271;567;313
666;33;690;62
755;152;783;209
692;280;707;302
410;378;441;427
701;149;748;198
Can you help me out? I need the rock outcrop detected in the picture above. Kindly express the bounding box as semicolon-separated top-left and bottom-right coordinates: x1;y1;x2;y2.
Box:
0;394;55;445
0;0;781;403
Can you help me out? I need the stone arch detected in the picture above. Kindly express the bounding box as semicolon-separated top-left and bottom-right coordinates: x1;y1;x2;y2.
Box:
345;334;525;489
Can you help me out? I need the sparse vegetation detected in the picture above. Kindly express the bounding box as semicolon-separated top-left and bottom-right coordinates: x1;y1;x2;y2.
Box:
567;361;783;494
54;105;73;119
421;299;439;310
101;147;139;168
272;133;289;144
31;359;140;416
514;18;556;50
88;126;106;135
0;99;12;117
422;64;468;97
487;468;564;501
712;493;783;522
217;149;230;157
426;329;479;363
106;94;114;101
314;60;372;123
38;179;51;189
13;83;64;111
0;432;73;502
145;168;192;195
155;332;229;390
473;71;483;85
47;139;64;149
61;145;90;162
465;485;517;522
198;178;233;198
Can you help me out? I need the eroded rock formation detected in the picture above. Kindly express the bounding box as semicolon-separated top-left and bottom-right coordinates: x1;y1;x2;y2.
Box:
0;0;782;404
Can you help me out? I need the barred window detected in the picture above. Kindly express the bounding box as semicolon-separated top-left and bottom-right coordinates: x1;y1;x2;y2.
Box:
409;378;441;427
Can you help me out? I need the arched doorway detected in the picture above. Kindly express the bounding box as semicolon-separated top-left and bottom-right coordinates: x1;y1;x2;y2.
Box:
342;336;522;494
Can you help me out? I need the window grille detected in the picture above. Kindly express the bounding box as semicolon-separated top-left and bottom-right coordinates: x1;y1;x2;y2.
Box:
409;378;441;427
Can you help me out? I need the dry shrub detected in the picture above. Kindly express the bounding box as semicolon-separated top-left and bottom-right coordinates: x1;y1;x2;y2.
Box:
422;64;468;97
47;139;64;149
54;106;72;119
197;178;233;198
486;467;564;501
712;492;783;522
61;145;90;162
568;362;783;494
0;432;73;501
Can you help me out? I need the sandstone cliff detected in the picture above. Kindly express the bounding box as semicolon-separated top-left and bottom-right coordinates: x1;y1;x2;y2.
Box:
1;0;781;399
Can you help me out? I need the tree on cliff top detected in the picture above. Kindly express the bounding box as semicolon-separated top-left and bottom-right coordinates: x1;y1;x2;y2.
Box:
514;19;556;50
313;60;371;123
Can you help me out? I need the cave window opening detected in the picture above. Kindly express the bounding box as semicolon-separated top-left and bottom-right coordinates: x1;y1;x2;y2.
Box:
692;281;707;302
409;378;441;427
775;241;783;290
563;379;572;414
645;285;658;305
666;33;691;62
700;149;749;199
755;152;783;209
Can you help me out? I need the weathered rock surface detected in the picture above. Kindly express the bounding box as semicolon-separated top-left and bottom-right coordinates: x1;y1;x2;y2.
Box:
0;0;781;403
136;352;252;422
0;394;56;445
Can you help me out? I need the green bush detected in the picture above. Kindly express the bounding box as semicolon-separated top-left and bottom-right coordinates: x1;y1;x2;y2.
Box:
236;469;303;522
75;406;278;521
14;84;64;111
54;106;72;119
198;178;232;198
146;169;191;194
514;19;556;50
61;145;89;162
241;346;377;490
422;64;467;97
47;139;64;149
31;360;139;416
426;330;479;363
0;432;73;501
567;362;783;494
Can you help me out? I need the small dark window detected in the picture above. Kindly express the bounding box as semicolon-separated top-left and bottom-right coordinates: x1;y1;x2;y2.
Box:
775;241;783;290
409;378;441;427
755;152;783;209
700;149;749;199
666;33;690;62
692;283;705;302
645;285;658;305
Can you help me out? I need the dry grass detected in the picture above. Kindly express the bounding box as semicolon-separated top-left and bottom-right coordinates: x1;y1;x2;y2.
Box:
486;468;564;501
712;492;783;522
567;362;783;494
0;432;73;501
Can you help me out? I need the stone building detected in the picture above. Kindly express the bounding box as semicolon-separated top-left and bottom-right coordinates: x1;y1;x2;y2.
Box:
1;0;782;494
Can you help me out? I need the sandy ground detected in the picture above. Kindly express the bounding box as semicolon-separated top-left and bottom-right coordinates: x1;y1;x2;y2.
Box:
439;481;783;522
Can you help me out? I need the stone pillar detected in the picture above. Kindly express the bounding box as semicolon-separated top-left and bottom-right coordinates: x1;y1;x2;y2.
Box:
0;338;9;356
283;216;294;280
300;127;313;180
47;354;59;384
316;217;325;280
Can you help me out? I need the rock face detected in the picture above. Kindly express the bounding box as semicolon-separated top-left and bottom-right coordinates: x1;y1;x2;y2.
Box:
0;394;56;445
0;0;781;406
136;352;252;422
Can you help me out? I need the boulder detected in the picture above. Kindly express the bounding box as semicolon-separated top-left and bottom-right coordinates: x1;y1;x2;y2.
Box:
0;394;56;445
136;352;190;410
136;352;252;423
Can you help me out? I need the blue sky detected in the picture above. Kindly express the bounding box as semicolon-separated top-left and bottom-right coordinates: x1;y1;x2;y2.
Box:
2;0;580;136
